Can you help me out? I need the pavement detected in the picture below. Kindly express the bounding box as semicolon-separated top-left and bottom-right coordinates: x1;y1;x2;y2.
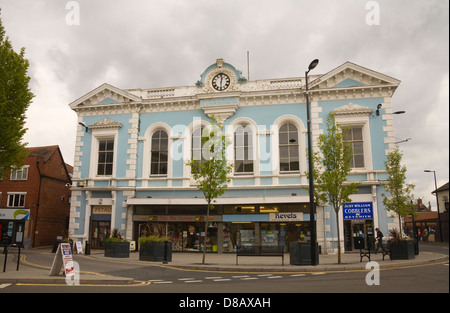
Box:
1;242;448;286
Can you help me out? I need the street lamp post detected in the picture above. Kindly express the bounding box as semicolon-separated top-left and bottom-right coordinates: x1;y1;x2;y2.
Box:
424;170;443;242
305;59;319;265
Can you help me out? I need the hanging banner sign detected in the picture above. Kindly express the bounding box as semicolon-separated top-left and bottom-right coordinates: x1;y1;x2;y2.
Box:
49;243;74;277
343;202;373;220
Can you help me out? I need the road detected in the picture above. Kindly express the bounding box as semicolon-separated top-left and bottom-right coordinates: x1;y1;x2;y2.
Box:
1;243;448;296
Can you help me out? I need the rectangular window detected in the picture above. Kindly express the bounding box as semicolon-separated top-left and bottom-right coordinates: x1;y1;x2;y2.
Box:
97;139;114;176
7;193;26;207
10;167;28;180
344;127;365;168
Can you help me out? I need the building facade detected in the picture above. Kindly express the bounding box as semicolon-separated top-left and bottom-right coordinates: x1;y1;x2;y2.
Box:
0;146;72;248
68;59;401;253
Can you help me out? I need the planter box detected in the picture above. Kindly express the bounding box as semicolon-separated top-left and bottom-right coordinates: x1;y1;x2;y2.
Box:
139;241;172;262
289;242;319;265
104;242;130;258
390;240;415;260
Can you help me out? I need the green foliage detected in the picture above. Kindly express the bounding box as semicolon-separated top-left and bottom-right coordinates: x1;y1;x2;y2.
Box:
382;146;415;237
186;116;233;207
0;10;34;178
138;235;169;245
311;114;359;211
185;116;232;264
105;228;127;242
307;114;360;264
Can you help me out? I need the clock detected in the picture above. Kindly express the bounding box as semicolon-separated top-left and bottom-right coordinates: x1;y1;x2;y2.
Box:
212;73;230;91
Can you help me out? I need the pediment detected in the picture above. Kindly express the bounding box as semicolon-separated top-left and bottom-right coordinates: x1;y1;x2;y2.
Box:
332;103;373;116
69;83;141;109
88;118;123;130
309;62;400;90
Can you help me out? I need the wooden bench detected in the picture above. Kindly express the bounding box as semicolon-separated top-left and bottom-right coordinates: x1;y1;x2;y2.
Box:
236;246;285;266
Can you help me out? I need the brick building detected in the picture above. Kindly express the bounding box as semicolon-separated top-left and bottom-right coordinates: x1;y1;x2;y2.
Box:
0;145;72;248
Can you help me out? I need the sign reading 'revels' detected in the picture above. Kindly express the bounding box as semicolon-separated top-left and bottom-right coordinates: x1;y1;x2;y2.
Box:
343;202;373;220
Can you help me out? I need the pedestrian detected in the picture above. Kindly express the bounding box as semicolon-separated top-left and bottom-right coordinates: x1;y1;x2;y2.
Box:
375;228;383;254
423;228;428;242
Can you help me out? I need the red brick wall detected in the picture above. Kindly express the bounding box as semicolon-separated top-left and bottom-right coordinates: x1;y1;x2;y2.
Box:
0;147;72;247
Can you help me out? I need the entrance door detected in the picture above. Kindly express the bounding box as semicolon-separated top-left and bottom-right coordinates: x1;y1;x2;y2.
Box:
91;221;110;249
344;220;352;251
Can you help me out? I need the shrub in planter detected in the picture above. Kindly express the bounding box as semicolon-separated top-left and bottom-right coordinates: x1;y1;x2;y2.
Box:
104;229;130;258
139;236;172;262
388;228;415;260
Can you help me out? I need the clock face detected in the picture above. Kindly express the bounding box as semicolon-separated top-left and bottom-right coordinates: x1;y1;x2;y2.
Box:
212;73;231;91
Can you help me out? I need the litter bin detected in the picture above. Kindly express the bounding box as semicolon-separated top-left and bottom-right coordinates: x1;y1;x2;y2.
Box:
289;242;319;265
354;237;365;250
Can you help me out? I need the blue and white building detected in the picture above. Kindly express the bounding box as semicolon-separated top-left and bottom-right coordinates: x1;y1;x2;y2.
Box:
68;59;401;254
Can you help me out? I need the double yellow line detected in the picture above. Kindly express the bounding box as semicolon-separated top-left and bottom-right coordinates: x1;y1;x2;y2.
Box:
17;254;150;287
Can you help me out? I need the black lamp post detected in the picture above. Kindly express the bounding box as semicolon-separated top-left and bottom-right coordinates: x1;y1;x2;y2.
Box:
305;59;319;265
424;170;443;242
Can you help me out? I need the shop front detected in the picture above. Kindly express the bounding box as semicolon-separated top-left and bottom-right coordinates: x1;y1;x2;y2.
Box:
90;205;112;249
343;202;375;251
132;203;311;253
134;215;221;252
0;208;30;247
222;207;311;253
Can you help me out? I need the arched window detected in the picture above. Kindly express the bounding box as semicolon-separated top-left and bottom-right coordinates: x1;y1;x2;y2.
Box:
151;130;168;175
234;124;253;174
192;126;207;163
279;123;299;172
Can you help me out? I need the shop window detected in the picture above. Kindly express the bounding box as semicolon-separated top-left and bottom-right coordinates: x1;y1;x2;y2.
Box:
151;130;168;176
279;123;299;172
343;127;365;168
234;124;253;174
97;138;114;176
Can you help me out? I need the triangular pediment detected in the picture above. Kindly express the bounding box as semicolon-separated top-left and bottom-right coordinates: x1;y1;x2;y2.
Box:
69;83;141;109
88;118;123;130
309;62;400;90
332;103;373;116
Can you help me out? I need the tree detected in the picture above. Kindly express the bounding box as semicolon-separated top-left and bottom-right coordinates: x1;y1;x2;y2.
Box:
186;116;232;264
382;146;415;237
0;10;34;178
308;114;359;264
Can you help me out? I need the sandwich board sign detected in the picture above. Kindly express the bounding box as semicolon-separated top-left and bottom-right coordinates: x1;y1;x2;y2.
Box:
49;243;74;277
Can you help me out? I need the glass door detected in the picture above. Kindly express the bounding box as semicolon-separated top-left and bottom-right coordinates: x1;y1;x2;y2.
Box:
91;221;110;249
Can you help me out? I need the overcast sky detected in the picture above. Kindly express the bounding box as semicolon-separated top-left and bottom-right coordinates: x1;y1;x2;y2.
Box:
0;0;448;208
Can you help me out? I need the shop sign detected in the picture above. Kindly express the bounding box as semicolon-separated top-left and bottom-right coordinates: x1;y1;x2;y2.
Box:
92;206;112;214
269;212;302;222
135;215;222;222
0;208;30;220
343;202;373;220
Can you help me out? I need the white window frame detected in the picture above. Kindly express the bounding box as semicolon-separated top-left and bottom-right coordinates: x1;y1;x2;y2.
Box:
89;129;118;178
271;115;307;176
227;118;259;177
7;192;26;208
10;166;29;181
142;122;172;179
333;114;373;172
